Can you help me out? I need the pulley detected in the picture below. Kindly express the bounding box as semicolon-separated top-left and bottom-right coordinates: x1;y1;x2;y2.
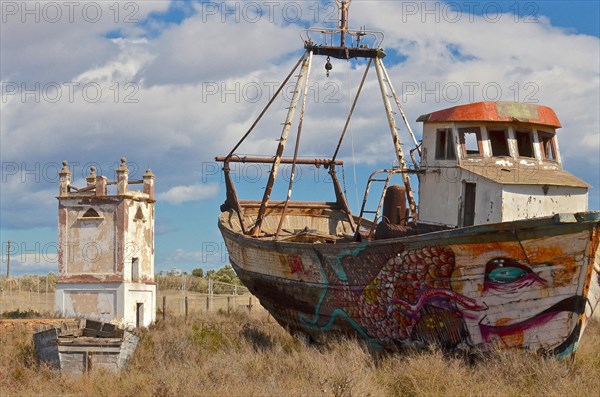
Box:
325;56;332;77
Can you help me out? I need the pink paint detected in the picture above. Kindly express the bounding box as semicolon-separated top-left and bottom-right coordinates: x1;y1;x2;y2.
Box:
388;288;487;318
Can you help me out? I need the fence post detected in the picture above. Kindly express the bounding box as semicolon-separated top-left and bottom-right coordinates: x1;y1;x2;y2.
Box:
208;278;213;313
248;297;253;313
185;296;188;320
227;296;231;315
206;296;210;313
234;285;237;309
162;296;166;321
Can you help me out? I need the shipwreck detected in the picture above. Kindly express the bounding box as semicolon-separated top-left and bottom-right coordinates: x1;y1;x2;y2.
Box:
215;0;599;358
33;319;139;374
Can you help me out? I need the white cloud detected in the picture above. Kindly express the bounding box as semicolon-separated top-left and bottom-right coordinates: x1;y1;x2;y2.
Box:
0;1;169;84
142;6;300;85
1;1;598;266
157;183;219;204
1;252;57;276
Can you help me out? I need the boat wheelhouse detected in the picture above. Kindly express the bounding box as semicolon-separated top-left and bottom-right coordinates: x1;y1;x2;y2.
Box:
416;101;589;228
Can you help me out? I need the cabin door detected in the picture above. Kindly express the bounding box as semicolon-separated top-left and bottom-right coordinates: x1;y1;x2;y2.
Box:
462;182;476;226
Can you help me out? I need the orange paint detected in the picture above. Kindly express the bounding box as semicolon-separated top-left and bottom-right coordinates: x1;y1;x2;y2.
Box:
417;101;561;128
458;242;525;263
524;239;576;287
495;317;524;348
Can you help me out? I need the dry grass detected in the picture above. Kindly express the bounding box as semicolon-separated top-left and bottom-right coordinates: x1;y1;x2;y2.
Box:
1;311;598;397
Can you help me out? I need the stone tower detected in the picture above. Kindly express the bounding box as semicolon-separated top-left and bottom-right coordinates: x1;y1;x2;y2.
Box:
55;158;156;327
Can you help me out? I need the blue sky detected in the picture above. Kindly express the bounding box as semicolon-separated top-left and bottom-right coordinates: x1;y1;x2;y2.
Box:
1;1;599;275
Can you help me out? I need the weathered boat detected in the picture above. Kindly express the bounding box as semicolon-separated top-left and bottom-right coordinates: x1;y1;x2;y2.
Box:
216;1;599;358
33;319;139;373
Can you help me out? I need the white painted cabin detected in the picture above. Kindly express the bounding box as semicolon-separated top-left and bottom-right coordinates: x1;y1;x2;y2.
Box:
416;101;589;227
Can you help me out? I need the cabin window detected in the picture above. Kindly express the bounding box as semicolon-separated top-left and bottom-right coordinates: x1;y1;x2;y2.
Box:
489;130;510;157
459;128;482;157
435;129;456;160
538;131;557;161
515;130;534;158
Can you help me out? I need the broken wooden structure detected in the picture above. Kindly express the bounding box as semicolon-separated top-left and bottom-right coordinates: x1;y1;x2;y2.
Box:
33;319;139;374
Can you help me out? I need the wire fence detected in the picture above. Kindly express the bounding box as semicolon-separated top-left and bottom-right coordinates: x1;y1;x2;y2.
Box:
0;275;56;314
0;275;265;318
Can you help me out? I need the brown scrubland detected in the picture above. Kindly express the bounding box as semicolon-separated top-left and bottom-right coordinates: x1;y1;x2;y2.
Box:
1;308;598;397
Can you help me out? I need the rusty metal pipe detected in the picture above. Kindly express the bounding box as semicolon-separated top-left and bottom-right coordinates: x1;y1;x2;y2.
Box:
240;200;340;209
216;156;342;166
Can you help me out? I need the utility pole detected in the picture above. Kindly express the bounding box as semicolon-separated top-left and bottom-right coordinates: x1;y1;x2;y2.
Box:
6;240;10;279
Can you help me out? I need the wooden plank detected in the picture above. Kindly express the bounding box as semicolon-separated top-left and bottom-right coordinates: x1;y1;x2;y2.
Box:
33;328;60;369
58;346;121;353
59;352;85;373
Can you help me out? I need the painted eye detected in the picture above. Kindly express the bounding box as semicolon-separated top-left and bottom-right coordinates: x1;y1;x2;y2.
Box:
483;257;547;294
486;266;528;284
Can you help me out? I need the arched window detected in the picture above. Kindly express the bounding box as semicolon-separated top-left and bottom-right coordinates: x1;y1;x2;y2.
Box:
82;208;100;218
134;206;145;221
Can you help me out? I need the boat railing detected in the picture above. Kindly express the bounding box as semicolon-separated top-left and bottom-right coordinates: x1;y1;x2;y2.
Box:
300;27;384;50
216;155;354;237
355;168;415;241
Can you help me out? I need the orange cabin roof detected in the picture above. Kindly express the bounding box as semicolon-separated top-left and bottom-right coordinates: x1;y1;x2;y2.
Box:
416;101;561;128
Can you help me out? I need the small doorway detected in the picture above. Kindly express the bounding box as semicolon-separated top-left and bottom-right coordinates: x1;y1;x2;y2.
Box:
462;182;476;227
136;302;144;328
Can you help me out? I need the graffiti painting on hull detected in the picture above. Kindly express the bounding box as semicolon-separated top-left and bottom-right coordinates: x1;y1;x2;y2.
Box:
300;243;583;353
301;245;488;349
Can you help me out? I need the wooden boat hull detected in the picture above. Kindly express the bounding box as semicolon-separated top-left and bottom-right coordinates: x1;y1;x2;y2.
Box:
33;319;139;373
219;211;600;357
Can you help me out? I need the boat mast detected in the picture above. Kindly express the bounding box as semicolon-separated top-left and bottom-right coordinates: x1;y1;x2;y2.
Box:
219;0;420;236
374;59;418;219
337;0;418;220
250;52;313;237
339;0;350;47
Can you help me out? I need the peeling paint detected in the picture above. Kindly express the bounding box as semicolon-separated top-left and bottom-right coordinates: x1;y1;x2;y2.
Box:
55;159;157;328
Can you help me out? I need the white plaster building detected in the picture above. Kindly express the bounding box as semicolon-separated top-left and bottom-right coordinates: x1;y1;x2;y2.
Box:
55;158;156;327
416;102;589;227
